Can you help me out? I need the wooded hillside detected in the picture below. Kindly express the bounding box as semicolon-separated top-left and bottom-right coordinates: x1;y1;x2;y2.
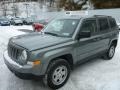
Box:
91;0;120;9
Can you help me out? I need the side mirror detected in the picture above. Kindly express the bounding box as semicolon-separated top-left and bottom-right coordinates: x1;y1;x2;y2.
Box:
79;31;91;39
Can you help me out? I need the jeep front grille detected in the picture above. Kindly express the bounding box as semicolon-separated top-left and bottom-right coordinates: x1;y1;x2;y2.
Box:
8;43;23;64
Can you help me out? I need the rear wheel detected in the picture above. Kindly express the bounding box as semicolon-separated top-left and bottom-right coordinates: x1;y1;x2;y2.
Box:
43;59;70;89
103;44;115;60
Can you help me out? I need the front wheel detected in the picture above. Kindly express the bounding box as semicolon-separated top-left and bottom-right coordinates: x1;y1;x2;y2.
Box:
43;59;71;89
103;44;115;60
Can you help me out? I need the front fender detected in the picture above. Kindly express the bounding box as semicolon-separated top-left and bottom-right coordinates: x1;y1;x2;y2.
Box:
39;47;73;75
42;47;73;64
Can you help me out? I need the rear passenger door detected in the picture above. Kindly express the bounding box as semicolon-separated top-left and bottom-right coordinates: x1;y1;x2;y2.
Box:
76;19;103;62
108;17;119;39
97;17;111;50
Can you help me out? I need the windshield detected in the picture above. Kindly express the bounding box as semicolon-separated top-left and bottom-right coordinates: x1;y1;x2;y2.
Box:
14;18;21;21
43;19;79;37
0;19;8;21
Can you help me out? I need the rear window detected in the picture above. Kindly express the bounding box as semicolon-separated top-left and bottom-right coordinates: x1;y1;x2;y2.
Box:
98;18;109;31
109;18;117;28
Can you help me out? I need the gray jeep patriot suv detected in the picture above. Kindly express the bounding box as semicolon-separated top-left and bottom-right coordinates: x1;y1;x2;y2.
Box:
4;15;119;89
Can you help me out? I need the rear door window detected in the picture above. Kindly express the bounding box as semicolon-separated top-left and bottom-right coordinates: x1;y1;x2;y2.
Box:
98;18;110;31
109;18;117;28
80;19;98;35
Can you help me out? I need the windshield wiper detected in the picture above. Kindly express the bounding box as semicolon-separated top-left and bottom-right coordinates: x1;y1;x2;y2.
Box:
44;32;59;36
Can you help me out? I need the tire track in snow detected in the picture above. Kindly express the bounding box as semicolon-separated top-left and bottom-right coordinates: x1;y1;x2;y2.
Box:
58;78;78;90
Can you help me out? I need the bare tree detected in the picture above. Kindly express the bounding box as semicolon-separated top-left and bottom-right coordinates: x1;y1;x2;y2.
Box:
38;0;44;8
49;0;55;7
1;1;7;17
12;4;19;17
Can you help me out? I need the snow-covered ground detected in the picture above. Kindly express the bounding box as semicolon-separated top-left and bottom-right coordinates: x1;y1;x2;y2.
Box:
0;26;120;90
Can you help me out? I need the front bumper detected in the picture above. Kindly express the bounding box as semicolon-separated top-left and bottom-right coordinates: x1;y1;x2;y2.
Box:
13;22;23;25
25;22;33;25
0;23;10;26
4;51;43;76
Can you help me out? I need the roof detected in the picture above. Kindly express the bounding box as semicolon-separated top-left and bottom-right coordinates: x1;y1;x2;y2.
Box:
55;14;112;20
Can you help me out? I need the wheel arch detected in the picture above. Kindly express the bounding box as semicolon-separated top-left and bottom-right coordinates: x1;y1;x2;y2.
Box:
47;54;74;71
110;39;118;47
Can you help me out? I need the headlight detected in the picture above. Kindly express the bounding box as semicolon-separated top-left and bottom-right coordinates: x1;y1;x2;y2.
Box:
1;21;4;24
18;50;28;61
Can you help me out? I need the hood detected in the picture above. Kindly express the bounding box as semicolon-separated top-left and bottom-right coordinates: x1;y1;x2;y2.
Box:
1;20;9;23
14;20;22;23
11;33;72;51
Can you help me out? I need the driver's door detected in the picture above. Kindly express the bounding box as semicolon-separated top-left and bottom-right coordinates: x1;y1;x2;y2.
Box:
76;19;102;63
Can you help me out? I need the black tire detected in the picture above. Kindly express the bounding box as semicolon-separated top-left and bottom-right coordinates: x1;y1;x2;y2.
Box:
24;22;27;25
43;59;71;89
103;44;116;60
13;23;16;26
33;29;36;32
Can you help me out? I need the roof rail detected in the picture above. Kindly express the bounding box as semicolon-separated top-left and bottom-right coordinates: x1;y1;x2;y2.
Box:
65;11;88;16
93;15;111;17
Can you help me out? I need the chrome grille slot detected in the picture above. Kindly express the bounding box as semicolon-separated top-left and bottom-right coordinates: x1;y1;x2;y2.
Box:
8;43;23;62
